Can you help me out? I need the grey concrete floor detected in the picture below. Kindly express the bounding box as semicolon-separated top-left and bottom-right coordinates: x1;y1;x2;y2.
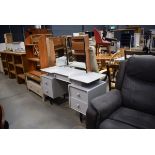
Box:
0;73;85;129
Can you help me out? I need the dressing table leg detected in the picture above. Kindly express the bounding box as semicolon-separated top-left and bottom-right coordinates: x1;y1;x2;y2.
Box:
80;113;84;123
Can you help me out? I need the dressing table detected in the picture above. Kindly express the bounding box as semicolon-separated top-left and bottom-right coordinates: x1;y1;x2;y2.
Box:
41;66;106;115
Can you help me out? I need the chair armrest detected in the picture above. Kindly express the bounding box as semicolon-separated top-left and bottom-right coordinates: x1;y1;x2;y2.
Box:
86;89;122;128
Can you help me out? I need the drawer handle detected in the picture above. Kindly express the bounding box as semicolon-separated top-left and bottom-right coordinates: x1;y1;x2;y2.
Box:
76;93;80;97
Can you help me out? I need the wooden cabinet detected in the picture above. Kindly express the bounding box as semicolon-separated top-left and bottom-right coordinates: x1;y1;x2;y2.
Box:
0;51;27;83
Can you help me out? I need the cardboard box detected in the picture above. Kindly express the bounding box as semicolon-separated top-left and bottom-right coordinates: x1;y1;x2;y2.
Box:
4;33;13;43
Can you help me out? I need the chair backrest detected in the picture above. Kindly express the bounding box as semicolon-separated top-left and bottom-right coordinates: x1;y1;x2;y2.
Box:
117;55;155;115
93;28;103;44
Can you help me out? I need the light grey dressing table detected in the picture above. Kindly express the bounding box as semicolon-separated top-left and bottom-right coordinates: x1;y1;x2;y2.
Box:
41;66;106;115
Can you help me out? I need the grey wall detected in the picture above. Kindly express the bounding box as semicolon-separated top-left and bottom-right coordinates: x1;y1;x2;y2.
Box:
0;25;155;43
0;25;34;43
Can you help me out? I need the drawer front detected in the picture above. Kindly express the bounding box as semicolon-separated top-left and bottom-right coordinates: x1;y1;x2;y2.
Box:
70;97;88;115
69;86;88;102
27;80;43;97
55;74;69;82
41;77;53;97
42;77;52;88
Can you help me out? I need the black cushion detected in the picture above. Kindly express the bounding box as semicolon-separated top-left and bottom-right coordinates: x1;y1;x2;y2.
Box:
122;56;155;115
99;119;136;129
126;55;155;82
109;107;155;129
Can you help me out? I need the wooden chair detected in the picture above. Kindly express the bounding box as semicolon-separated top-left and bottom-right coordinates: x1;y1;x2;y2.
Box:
105;49;124;90
93;28;111;55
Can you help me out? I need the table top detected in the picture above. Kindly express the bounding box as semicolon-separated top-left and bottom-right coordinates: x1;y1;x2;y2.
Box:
69;72;105;84
41;66;104;84
41;66;85;77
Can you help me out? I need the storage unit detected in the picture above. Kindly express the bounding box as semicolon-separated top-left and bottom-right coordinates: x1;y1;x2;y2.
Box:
14;53;27;83
69;81;106;115
41;75;68;99
0;52;8;74
0;51;27;83
25;34;53;97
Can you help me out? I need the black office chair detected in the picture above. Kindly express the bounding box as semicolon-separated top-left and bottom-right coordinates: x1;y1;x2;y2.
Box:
86;55;155;129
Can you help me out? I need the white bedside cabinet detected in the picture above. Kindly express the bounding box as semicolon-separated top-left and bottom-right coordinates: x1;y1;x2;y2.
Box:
69;81;106;115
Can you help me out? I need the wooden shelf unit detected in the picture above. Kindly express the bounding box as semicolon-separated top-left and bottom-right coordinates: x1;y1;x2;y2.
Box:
25;33;53;97
0;52;8;74
25;34;53;79
0;51;27;83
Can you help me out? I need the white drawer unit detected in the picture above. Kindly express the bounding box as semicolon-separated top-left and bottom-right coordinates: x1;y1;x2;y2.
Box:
27;80;43;97
41;75;68;99
69;81;106;115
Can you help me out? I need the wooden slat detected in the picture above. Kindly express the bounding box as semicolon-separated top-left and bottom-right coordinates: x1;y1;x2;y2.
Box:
27;58;40;62
9;70;16;74
17;74;25;79
15;64;23;68
26;72;41;82
29;70;42;77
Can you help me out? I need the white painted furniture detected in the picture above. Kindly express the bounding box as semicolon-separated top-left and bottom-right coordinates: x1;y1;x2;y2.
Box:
69;81;106;115
27;80;43;97
41;66;106;115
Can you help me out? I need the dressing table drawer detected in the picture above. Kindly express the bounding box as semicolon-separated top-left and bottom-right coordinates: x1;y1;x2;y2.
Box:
69;87;88;102
55;74;69;83
70;97;87;115
41;76;53;97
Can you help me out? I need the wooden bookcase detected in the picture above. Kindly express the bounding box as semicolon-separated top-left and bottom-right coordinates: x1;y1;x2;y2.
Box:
71;35;91;72
0;52;8;75
14;53;27;83
7;52;16;79
0;51;27;84
25;34;53;97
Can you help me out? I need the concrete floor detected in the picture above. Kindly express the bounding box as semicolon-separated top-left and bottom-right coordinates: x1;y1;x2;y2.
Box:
0;73;85;129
